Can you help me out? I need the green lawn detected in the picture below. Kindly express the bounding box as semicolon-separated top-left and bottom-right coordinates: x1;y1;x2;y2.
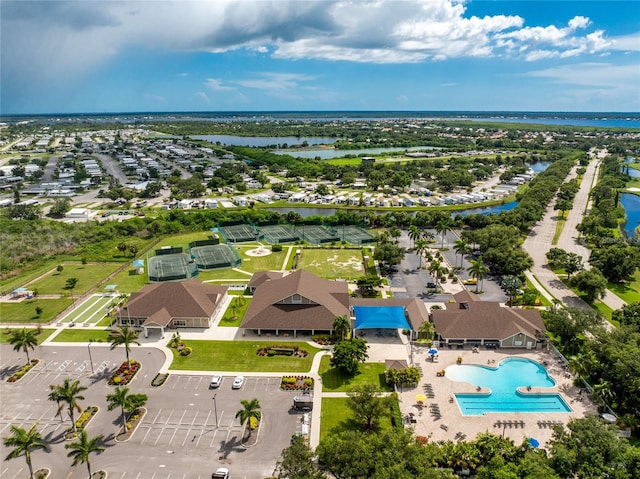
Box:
234;245;288;271
0;328;56;344
0;298;73;323
298;248;365;279
0;261;62;295
198;269;252;282
607;270;640;304
320;397;393;439
158;231;217;250
106;266;149;294
593;301;615;323
169;340;321;372
27;262;122;296
318;356;392;392
50;329;112;342
219;296;250;327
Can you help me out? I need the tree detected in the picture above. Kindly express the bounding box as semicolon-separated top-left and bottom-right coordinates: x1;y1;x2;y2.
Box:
373;240;405;268
48;385;65;423
542;307;603;354
356;275;383;297
235;398;262;438
347;383;390;432
408;225;421;248
453;238;471;268
611;302;640;326
435;218;452;248
3;423;49;479
414;239;429;268
569;269;607;303
65;430;105;479
65;277;79;299
51;378;87;432
273;435;323;479
56;264;64;273
8;328;39;363
590;244;640;283
106;386;148;432
563;253;583;279
500;275;522;306
428;260;446;289
387;226;402;243
108;326;141;363
418;320;435;340
330;338;369;376
468;258;490;293
332;315;351;342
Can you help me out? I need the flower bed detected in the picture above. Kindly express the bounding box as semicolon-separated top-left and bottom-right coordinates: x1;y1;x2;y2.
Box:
108;360;140;386
6;358;39;383
116;407;147;442
257;345;308;358
312;334;335;345
280;375;314;391
34;468;50;479
151;372;169;387
65;406;98;439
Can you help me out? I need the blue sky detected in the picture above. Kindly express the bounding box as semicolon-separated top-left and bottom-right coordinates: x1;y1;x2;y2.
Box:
2;0;639;114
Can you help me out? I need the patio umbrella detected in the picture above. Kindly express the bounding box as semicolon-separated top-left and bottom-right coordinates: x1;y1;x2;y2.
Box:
528;438;540;448
409;406;419;416
415;394;427;403
428;348;438;355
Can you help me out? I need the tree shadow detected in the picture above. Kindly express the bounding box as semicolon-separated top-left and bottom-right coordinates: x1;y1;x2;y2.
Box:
216;434;246;459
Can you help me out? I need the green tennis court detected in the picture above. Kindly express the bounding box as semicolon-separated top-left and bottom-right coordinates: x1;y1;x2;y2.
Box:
191;244;241;270
341;225;375;245
220;224;261;243
260;225;300;244
294;225;340;244
148;253;198;282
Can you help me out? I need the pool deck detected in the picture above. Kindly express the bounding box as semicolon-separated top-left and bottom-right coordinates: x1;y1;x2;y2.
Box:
396;345;597;448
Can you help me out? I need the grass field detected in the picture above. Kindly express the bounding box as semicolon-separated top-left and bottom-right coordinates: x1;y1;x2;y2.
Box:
297;248;364;279
0;298;73;323
318;356;392;392
26;262;122;296
169;340;321;372
320;397;393;439
1;261;63;295
608;270;640;304
157;231;216;250
105;266;149;294
50;329;112;342
219;296;250;327
0;328;56;344
234;245;288;271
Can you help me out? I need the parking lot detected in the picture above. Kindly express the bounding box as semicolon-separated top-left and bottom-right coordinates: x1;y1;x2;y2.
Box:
0;345;304;479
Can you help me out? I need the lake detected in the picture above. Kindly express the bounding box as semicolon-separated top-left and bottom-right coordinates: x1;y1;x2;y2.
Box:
192;135;337;147
273;146;438;159
267;201;518;218
620;193;640;238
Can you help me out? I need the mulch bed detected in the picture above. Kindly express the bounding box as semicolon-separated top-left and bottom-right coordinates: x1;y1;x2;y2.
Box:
115;407;147;442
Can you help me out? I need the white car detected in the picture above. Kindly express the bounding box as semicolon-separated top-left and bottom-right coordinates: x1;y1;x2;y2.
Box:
232;376;244;389
209;375;222;389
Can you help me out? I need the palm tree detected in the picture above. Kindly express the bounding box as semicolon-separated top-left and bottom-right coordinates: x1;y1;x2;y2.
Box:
48;385;65;422
8;328;39;363
332;315;351;342
435;219;452;249
107;326;141;363
467;258;490;293
408;225;421;249
501;275;523;306
414;239;428;268
3;423;49;479
453;238;471;268
428;260;445;289
51;378;87;432
235;398;262;438
106;386;148;432
592;380;615;406
65;430;105;479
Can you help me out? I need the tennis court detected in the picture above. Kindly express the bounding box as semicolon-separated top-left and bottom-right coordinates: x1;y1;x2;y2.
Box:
341;225;375;245
148;253;198;282
220;224;262;243
260;225;300;244
294;225;340;244
190;244;241;270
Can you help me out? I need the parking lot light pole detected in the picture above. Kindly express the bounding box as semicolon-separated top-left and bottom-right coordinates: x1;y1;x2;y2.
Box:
87;340;95;374
212;394;219;428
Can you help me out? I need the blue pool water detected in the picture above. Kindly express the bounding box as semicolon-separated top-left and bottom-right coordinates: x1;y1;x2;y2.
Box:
446;358;571;415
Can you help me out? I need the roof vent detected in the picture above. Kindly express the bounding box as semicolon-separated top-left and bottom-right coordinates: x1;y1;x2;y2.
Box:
460;302;470;310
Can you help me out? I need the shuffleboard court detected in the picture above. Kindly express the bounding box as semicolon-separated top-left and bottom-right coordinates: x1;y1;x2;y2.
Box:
190;244;241;270
148;253;198;282
59;294;118;325
260;225;300;244
220;224;262;243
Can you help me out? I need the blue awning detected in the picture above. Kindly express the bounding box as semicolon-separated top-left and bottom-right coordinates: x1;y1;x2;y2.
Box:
104;284;118;291
353;306;410;330
133;260;144;267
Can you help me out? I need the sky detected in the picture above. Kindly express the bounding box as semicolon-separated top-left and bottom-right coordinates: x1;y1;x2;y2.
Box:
1;0;639;115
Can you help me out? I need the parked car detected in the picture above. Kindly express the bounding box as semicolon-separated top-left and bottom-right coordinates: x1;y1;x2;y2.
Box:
232;376;245;389
209;375;222;389
212;467;229;479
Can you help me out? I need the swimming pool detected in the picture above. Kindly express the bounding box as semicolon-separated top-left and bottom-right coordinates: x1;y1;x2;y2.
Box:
446;358;572;415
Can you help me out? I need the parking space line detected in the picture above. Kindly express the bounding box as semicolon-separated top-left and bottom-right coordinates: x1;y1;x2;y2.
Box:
56;359;71;371
139;425;153;445
165;409;177;425
200;410;211;427
174;410;186;426
154;426;175;446
152;408;163;424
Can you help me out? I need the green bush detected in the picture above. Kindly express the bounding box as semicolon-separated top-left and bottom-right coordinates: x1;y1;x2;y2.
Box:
389;394;403;431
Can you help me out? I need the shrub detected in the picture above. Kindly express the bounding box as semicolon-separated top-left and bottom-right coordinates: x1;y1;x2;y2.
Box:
179;346;192;357
151;373;169;387
389;394;403;431
272;244;283;252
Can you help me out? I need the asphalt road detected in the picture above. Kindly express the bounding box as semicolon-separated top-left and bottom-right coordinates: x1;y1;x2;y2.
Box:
0;344;300;479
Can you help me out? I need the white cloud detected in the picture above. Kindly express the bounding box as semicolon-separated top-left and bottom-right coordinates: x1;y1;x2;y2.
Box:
205;79;235;91
607;33;640;52
194;91;210;104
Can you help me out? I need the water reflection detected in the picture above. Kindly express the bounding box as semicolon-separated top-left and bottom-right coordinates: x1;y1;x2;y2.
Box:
192;134;336;147
620;193;640;238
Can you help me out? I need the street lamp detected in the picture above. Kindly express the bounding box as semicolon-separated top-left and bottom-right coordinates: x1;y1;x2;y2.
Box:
87;340;95;374
212;394;219;428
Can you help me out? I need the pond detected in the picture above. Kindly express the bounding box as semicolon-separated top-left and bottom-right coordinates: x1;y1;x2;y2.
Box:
267;201;518;219
274;146;438;159
526;162;551;174
620;193;640;238
192;135;337;147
